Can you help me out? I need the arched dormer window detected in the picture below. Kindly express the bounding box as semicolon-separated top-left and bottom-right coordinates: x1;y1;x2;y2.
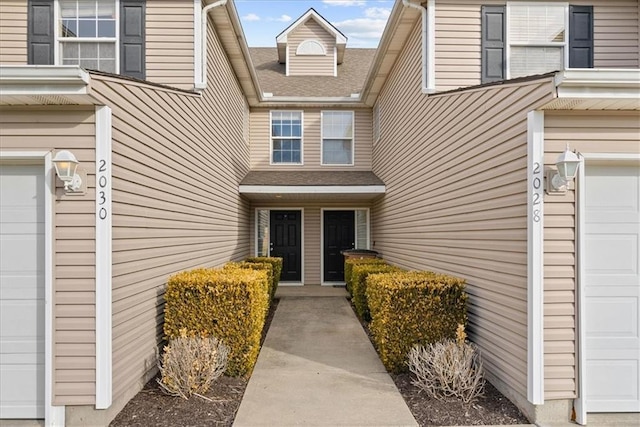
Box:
296;39;326;56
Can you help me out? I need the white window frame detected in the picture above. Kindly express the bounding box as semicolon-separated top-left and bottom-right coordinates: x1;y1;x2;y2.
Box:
54;0;120;73
505;2;569;80
270;110;304;166
321;110;355;166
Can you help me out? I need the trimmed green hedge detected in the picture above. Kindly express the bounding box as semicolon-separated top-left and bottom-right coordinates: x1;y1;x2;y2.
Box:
225;261;275;305
163;267;270;376
344;257;385;295
351;263;403;321
246;257;282;299
367;271;467;373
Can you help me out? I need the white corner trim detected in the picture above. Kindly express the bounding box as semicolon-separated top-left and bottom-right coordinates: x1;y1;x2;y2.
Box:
239;185;386;194
527;111;545;405
425;0;435;92
193;0;202;89
574;152;587;425
0;151;65;426
95;106;113;409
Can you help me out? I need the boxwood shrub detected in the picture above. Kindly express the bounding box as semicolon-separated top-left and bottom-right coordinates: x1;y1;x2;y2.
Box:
344;257;385;295
351;263;403;321
367;271;468;373
163;267;270;376
225;261;275;305
246;257;283;298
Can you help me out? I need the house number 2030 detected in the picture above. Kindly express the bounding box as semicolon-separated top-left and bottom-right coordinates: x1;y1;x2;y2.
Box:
531;162;542;223
97;159;109;220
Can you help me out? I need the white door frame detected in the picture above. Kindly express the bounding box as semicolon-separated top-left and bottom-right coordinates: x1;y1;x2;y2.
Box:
574;153;640;425
320;208;370;286
0;151;65;427
254;207;305;286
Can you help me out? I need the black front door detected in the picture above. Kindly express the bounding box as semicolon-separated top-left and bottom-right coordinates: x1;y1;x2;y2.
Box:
270;210;302;282
324;210;355;282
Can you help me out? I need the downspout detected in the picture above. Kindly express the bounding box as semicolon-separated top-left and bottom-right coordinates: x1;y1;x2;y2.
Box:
195;0;228;90
402;0;435;93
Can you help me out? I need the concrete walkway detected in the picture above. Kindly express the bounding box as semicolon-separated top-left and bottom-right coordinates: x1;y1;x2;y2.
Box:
233;287;418;427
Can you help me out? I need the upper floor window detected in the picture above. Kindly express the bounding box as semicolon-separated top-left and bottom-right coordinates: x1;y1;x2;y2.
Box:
508;3;566;78
322;111;354;166
59;0;117;73
27;0;146;79
481;3;593;83
271;111;303;165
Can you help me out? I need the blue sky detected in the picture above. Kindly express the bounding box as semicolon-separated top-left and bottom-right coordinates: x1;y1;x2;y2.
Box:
234;0;395;48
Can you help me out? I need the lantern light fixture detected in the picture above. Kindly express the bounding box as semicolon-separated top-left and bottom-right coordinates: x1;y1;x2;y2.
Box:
52;150;82;193
547;145;582;194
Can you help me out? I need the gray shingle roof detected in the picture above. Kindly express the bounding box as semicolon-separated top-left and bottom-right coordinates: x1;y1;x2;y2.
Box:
249;47;376;98
240;171;384;186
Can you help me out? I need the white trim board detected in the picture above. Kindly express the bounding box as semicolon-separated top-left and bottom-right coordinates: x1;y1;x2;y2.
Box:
95;106;113;409
240;185;385;194
0;151;65;427
526;111;544;405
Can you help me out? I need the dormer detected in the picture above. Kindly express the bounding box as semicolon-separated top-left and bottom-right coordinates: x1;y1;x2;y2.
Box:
276;9;347;77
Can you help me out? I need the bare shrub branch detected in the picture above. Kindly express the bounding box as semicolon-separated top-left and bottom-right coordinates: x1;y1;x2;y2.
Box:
407;337;485;403
157;332;229;399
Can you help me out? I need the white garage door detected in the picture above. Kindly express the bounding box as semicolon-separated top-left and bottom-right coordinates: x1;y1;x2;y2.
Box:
0;164;45;419
585;164;640;413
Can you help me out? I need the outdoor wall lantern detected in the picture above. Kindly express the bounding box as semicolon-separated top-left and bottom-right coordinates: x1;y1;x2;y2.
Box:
52;150;83;193
546;145;582;194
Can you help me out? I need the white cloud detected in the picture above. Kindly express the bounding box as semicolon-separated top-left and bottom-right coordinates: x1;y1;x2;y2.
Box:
364;7;390;19
322;0;367;6
333;17;387;44
242;13;260;22
277;14;292;22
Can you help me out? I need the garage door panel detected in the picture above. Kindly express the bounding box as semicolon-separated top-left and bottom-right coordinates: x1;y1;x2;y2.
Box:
0;164;45;419
0;301;45;338
585;233;638;275
586;297;638;338
585;164;640;413
0;365;45;418
587;359;639;411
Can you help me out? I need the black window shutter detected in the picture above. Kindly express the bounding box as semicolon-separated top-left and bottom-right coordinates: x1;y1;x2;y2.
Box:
569;5;594;68
27;0;54;65
120;0;146;79
481;6;506;83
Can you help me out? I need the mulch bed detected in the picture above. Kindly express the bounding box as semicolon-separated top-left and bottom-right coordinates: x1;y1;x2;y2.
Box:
111;296;530;426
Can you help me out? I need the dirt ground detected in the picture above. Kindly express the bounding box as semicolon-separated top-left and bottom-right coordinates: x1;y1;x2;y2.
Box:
111;299;530;426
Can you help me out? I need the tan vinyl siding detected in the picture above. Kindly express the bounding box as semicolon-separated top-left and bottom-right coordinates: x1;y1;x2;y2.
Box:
543;111;640;400
372;21;556;405
248;203;371;285
87;15;250;411
287;19;335;76
0;107;97;405
433;0;640;92
0;0;27;64
145;0;195;90
592;0;640;68
249;108;372;170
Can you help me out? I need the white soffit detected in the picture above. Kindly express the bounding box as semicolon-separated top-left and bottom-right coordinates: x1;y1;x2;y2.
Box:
0;65;95;105
545;69;640;110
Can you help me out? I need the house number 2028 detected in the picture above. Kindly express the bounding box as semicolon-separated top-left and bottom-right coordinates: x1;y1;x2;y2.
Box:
98;159;109;220
531;162;542;223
